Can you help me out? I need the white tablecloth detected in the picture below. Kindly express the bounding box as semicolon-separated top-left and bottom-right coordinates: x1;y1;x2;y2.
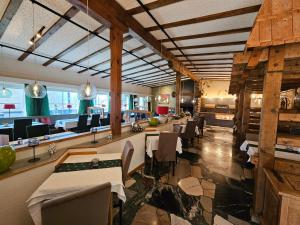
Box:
54;118;91;130
240;140;300;162
27;153;124;225
146;135;182;158
179;124;200;135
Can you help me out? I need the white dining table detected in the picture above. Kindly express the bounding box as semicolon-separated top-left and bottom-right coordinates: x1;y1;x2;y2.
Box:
54;118;91;130
27;153;125;225
146;135;182;158
240;140;300;162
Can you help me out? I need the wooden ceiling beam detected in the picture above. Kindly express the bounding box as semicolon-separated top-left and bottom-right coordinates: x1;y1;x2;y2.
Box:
174;51;242;57
146;5;261;31
62;34;133;71
180;58;233;62
0;0;23;39
43;25;107;66
67;0;199;81
76;38;141;73
18;6;80;61
161;27;252;42
127;0;184;15
167;41;246;51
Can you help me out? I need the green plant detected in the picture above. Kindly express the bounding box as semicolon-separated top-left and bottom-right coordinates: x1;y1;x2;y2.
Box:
0;145;16;174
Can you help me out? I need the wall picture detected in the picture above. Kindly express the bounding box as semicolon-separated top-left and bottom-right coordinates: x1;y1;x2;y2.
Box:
158;94;170;105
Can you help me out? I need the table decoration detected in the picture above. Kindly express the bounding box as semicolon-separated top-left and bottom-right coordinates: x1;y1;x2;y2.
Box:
0;145;16;173
28;138;40;163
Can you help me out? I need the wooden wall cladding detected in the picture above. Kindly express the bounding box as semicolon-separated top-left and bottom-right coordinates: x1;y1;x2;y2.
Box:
247;0;300;48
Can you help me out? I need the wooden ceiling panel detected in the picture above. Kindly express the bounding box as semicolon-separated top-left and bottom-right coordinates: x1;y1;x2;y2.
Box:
162;32;250;49
150;13;258;40
132;0;261;29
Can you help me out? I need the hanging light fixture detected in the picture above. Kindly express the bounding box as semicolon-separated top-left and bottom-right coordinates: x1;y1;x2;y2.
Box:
25;3;47;99
0;84;13;98
79;81;97;100
78;0;97;100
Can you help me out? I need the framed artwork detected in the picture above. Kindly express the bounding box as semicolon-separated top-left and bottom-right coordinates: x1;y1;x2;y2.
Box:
158;94;170;105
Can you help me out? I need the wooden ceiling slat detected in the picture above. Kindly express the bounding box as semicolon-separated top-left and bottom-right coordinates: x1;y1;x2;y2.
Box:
127;73;172;83
122;58;165;73
62;34;132;71
186;62;233;66
146;5;261;31
180;58;233;62
43;25;107;66
174;51;242;57
123;71;168;81
168;41;245;50
161;27;252;42
76;38;141;74
123;63;168;77
127;0;184;15
18;6;80;61
0;0;23;39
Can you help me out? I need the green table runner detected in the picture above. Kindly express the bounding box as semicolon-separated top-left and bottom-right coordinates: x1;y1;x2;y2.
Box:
54;159;122;173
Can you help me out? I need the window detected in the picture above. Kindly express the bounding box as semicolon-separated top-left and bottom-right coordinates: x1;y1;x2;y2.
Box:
48;89;79;115
95;93;109;112
0;85;26;118
138;96;148;110
121;94;130;111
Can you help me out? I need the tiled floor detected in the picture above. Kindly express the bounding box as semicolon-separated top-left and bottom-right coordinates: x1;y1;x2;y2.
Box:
114;126;255;225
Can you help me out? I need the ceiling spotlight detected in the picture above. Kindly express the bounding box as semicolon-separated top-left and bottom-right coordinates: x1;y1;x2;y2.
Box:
29;38;34;45
36;26;45;38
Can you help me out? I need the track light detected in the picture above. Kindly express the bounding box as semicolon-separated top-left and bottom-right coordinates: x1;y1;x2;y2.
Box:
28;26;45;45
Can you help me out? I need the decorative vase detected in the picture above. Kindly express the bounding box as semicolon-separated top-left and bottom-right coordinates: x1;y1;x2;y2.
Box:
148;117;159;126
0;145;16;174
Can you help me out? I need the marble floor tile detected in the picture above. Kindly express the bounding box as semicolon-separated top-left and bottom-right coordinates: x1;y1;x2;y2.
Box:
203;210;213;225
131;204;171;225
125;178;136;188
178;177;203;196
171;214;192;225
200;196;213;213
214;215;233;225
227;215;251;225
191;165;203;178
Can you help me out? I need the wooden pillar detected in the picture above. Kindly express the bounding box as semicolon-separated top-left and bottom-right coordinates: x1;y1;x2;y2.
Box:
241;89;251;141
254;46;284;216
176;73;181;114
110;27;123;136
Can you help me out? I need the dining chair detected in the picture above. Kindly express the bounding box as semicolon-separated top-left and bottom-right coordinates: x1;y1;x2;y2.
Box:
114;141;134;225
0;128;14;141
74;114;88;133
180;120;197;147
100;118;110;126
154;132;178;176
0;134;9;146
41;182;111;225
90;114;100;128
173;124;183;134
196;117;205;137
13;118;32;140
26;124;50;138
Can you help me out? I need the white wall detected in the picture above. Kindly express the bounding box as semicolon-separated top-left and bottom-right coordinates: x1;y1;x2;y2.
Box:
0;56;152;95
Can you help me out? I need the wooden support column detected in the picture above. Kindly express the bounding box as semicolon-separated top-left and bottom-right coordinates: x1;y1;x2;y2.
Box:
110;27;123;136
254;46;285;216
241;89;251;141
176;73;181;114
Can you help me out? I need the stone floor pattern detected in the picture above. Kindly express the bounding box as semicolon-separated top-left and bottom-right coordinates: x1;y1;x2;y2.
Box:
113;126;255;225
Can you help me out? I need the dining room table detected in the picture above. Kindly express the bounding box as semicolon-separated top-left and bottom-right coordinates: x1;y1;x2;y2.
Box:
54;118;92;130
26;152;125;225
240;140;300;162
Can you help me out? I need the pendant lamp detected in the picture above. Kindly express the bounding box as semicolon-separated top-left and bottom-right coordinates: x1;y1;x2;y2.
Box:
0;86;13;98
78;0;97;101
79;81;97;100
25;3;47;99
